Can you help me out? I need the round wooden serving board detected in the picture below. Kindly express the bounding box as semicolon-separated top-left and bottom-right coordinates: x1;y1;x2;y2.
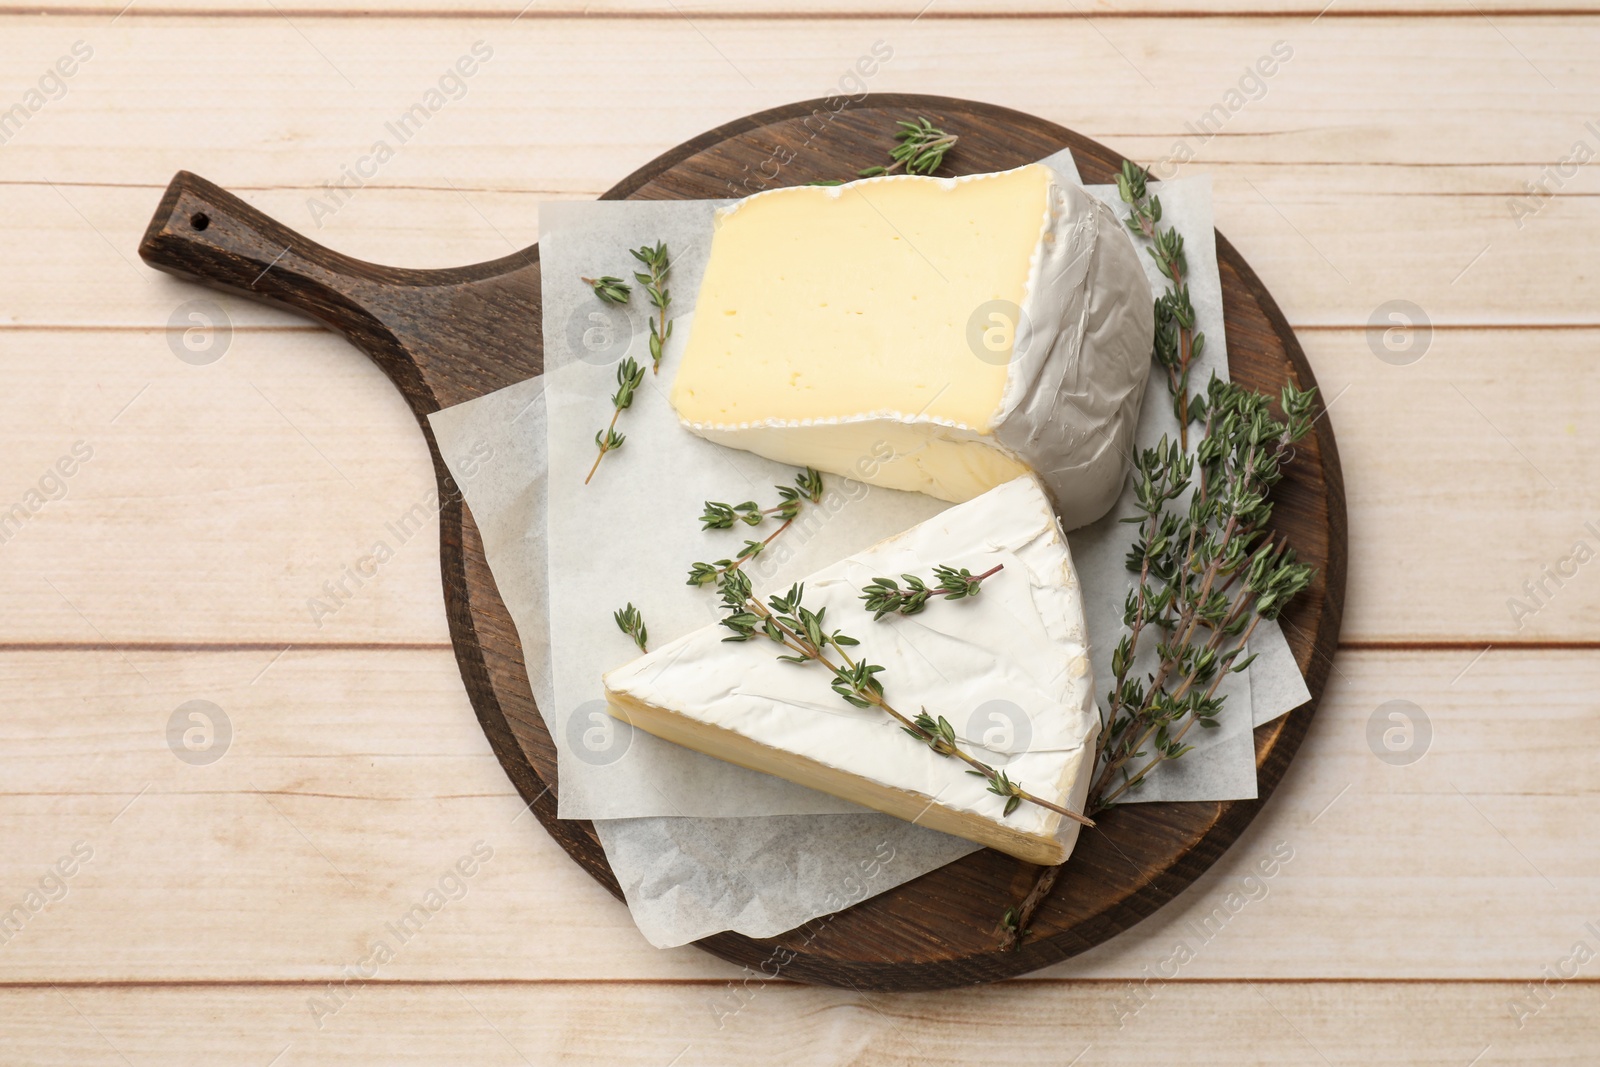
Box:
137;94;1346;991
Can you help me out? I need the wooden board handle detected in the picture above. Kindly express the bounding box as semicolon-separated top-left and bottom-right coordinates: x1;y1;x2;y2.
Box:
138;170;402;328
138;170;542;412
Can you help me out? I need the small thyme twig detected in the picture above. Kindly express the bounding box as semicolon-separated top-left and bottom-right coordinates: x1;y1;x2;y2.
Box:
997;864;1061;949
699;469;823;531
613;603;648;653
631;242;671;374
1117;160;1205;451
715;572;1093;829
860;564;1003;620
585;357;645;485
687;469;824;588
581;275;631;304
857;117;959;178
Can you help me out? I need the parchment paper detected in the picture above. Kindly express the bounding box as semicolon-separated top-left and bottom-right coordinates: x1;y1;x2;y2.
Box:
539;153;1097;820
430;378;981;949
428;159;1309;947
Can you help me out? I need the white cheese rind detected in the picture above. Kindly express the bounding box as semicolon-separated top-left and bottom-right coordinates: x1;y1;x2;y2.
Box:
673;165;1154;531
602;475;1098;864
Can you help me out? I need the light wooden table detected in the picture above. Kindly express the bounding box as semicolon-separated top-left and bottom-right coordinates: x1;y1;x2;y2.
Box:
2;2;1597;1063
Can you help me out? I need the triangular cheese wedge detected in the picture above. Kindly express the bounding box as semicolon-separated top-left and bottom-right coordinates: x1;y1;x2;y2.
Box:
603;475;1098;864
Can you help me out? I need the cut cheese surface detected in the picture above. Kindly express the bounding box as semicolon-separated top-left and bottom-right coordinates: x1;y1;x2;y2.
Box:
675;165;1044;427
670;163;1154;530
602;475;1098;865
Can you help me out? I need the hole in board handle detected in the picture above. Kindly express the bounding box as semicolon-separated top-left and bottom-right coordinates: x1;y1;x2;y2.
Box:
190;212;210;232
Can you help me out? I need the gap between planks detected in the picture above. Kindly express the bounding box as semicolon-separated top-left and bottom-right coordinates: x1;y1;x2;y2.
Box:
11;167;1600;188
3;6;1598;17
7;323;1600;333
5;164;1595;189
0;641;452;652
4;977;1597;989
1;640;1595;652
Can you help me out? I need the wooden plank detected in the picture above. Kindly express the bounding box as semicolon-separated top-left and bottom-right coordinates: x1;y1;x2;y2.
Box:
3;325;1595;644
1301;326;1600;645
0;17;1593;186
0;646;1594;982
2;979;1594;1065
13;0;1600;17
0;327;450;645
6;163;1600;330
4;18;1594;331
0;648;716;982
1053;646;1600;979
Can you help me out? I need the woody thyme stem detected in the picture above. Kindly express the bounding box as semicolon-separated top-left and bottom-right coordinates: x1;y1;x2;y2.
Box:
737;516;797;568
881;134;957;174
584;405;624;485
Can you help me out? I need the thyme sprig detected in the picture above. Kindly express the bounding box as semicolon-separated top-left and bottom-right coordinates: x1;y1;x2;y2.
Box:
581;275;631;304
714;571;1093;829
584;356;645;485
999;379;1317;951
688;469;824;588
699;469;824;530
860;564;1003;621
1117;160;1206;450
997;382;1318;950
998;161;1322;952
1088;376;1317;811
613;602;648;653
857;118;958;178
631;242;672;374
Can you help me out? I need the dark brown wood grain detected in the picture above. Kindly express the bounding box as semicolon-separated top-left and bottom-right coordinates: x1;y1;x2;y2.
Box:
136;94;1345;991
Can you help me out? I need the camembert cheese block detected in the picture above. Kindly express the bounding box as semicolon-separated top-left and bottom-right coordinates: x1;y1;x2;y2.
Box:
603;475;1098;865
670;163;1154;531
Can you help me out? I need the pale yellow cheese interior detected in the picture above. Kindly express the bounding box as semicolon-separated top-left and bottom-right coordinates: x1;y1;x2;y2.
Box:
671;165;1051;437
